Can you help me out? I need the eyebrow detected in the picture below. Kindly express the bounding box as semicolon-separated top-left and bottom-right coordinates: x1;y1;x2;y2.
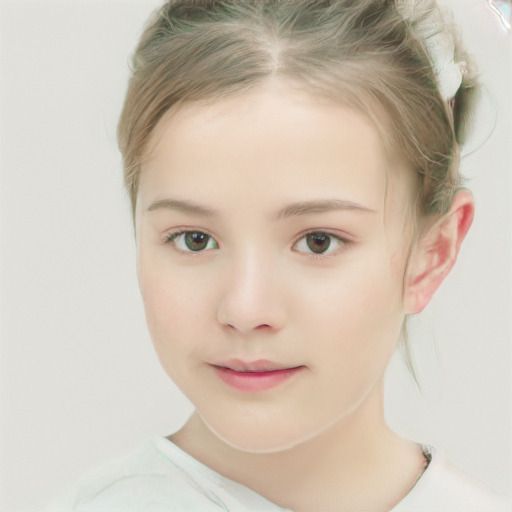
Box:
147;198;376;218
276;199;376;219
148;198;218;216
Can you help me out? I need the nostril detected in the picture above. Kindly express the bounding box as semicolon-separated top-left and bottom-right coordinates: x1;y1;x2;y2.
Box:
254;324;278;334
225;322;274;332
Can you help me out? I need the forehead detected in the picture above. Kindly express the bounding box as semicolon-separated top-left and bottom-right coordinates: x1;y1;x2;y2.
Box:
139;80;413;217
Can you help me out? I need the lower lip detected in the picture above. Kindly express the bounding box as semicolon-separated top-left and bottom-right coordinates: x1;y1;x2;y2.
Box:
213;366;304;392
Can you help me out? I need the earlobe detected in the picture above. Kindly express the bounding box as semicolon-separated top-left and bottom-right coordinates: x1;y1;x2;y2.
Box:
404;189;475;314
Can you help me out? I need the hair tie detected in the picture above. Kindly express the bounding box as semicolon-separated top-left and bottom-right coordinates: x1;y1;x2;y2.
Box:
396;0;466;101
424;28;466;100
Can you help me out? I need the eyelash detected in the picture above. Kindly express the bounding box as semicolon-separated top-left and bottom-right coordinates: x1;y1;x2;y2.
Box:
163;229;350;259
293;230;349;259
164;230;218;255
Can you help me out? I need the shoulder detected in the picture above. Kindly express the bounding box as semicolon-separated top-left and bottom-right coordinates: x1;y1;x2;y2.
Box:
430;457;511;511
41;437;223;512
42;437;286;512
392;446;511;512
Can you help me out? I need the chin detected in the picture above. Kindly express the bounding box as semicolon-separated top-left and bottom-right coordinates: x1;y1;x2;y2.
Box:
200;412;329;454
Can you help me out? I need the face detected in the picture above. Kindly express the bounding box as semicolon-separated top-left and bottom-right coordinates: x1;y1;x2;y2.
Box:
136;80;416;453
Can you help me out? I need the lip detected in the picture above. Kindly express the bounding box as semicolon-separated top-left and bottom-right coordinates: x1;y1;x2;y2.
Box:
211;359;305;392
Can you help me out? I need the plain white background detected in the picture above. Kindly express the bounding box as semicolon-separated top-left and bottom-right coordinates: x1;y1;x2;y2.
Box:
0;0;510;510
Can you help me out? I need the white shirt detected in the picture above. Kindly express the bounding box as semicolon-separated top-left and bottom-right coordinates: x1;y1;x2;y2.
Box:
44;436;510;512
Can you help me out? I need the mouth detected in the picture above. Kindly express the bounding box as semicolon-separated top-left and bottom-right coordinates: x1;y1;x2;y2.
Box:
215;358;299;372
211;359;305;392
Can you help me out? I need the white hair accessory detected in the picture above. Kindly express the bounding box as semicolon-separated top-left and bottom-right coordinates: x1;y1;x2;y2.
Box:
396;0;466;101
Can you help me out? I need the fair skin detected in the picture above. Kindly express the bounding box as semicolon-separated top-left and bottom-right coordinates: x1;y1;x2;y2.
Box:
135;80;474;511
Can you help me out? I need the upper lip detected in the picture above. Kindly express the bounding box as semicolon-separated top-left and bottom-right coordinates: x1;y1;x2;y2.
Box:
213;359;301;373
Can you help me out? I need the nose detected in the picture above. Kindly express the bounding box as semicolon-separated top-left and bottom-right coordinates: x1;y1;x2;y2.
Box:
216;249;286;334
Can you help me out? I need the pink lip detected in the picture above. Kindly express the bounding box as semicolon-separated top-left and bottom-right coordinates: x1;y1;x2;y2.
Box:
212;359;304;392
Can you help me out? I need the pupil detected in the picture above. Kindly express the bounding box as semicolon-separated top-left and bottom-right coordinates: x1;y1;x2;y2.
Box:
306;233;330;254
185;232;209;251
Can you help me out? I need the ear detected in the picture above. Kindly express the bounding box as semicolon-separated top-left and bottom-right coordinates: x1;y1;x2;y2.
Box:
404;189;475;314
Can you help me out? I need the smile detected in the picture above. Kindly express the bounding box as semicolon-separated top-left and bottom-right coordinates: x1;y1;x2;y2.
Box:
211;360;305;392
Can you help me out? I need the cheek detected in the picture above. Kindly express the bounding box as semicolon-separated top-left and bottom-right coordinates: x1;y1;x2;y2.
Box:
297;251;404;325
295;250;405;369
137;249;215;364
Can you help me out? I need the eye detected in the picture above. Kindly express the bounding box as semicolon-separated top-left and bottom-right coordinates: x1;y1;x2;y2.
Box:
165;230;218;253
293;231;346;256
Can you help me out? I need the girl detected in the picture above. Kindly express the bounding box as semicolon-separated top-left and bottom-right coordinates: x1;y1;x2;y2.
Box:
43;0;510;510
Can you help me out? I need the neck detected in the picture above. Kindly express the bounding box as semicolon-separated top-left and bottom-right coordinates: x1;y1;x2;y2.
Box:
170;380;425;512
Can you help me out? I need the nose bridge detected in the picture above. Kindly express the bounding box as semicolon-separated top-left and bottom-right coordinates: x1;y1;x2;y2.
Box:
217;243;285;333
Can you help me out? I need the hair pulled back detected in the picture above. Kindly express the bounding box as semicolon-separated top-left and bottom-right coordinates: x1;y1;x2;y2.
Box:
118;0;477;218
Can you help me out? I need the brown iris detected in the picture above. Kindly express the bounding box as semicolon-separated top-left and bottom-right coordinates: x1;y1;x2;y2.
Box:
185;232;211;251
306;233;331;254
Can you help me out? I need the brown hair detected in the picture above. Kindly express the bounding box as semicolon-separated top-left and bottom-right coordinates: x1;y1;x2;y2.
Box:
118;0;477;219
